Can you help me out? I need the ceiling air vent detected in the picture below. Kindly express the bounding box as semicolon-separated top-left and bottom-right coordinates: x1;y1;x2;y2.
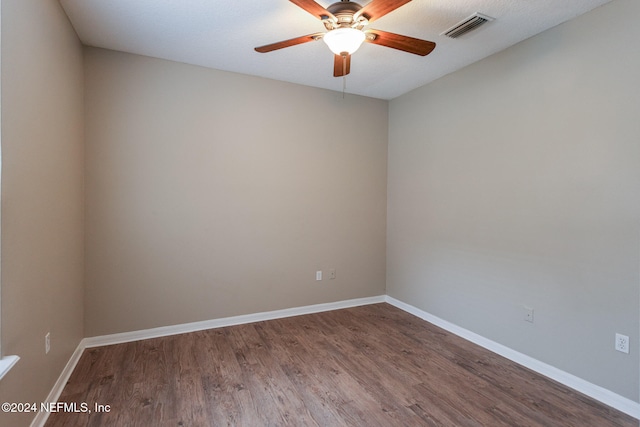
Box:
441;13;494;39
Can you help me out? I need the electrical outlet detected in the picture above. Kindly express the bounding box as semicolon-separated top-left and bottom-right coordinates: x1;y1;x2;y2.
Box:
45;332;51;354
329;268;336;280
523;306;534;323
615;333;629;354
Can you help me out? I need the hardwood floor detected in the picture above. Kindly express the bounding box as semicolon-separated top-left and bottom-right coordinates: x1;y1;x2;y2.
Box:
45;303;637;426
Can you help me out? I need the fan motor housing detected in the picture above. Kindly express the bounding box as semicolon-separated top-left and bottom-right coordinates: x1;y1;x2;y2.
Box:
325;1;366;30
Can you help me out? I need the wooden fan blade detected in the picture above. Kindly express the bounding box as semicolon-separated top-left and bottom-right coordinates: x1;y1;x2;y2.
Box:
334;54;351;77
255;33;324;53
365;29;435;56
355;0;412;23
289;0;336;21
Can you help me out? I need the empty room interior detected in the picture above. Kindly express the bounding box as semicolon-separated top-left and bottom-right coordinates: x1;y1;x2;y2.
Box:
1;0;639;425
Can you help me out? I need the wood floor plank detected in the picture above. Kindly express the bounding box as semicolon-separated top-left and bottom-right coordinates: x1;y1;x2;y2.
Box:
45;303;638;426
257;318;386;426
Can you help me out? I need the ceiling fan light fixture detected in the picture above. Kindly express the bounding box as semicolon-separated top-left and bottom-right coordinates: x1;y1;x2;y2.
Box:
323;27;365;55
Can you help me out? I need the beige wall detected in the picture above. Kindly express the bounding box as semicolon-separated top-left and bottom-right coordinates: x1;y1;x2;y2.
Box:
387;0;640;401
0;0;85;425
83;48;388;336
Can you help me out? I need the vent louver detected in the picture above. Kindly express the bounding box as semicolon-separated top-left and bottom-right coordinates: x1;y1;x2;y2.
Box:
441;13;494;39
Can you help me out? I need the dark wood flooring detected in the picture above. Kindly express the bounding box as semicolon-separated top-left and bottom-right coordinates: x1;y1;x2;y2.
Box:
45;303;637;426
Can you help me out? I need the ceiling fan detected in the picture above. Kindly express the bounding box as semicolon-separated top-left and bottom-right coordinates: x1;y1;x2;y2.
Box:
255;0;436;77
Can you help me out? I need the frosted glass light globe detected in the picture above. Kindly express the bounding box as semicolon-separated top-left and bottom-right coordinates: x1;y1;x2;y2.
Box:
323;28;366;55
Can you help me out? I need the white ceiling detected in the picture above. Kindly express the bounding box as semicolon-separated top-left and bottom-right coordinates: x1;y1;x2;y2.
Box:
59;0;611;100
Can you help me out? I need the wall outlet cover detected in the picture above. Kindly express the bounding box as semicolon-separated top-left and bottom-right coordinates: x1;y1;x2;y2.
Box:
615;333;629;354
523;306;534;323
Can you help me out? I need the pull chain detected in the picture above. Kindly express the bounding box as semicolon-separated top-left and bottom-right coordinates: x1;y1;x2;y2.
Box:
342;76;346;98
342;53;347;98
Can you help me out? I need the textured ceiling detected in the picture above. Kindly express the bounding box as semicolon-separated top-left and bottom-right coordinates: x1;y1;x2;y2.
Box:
59;0;611;100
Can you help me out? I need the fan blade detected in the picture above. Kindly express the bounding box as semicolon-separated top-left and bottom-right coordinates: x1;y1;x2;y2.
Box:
255;33;324;53
365;29;435;56
355;0;412;23
289;0;336;21
334;54;351;77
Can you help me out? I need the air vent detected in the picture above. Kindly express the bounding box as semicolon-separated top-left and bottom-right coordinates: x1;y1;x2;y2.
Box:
441;13;494;39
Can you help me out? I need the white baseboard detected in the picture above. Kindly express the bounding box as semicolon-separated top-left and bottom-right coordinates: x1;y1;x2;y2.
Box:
82;295;387;348
34;294;639;426
385;295;640;420
30;344;86;427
